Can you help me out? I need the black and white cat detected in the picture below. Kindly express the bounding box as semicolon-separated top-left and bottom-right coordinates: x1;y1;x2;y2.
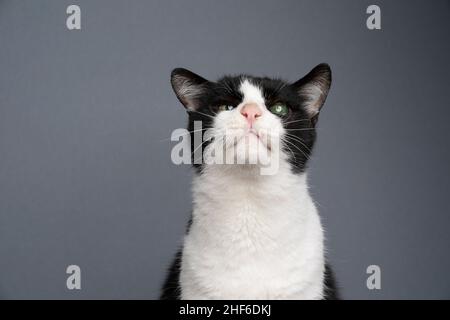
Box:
161;64;338;300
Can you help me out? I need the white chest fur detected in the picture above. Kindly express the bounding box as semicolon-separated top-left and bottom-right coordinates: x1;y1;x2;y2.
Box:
180;164;325;300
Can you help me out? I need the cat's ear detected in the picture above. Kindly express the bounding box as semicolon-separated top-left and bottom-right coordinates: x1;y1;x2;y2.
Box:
170;68;210;110
291;63;331;124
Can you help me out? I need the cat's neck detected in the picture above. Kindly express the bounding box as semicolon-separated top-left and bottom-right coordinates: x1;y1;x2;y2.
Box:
189;163;319;258
191;163;313;223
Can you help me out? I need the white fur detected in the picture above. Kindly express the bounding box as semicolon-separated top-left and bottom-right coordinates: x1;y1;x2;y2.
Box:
299;83;323;117
180;80;325;300
239;79;265;106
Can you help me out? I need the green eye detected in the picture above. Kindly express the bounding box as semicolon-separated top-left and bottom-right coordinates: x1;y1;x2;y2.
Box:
218;105;234;111
270;104;289;117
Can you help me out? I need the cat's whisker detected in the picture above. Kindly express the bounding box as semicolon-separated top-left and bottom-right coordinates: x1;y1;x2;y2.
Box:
282;143;308;166
284;128;316;132
283;132;309;142
190;134;223;157
283;133;312;154
158;128;208;142
192;135;228;163
283;119;311;125
281;137;311;161
190;131;228;158
281;141;297;162
187;110;217;120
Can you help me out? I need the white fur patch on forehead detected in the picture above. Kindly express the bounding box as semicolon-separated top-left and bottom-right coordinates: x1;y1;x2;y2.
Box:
239;79;265;105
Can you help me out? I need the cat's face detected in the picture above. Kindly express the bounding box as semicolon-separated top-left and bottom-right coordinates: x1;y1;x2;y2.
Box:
170;64;331;174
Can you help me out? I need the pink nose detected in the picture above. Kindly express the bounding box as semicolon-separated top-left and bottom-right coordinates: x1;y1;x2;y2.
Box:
240;103;262;126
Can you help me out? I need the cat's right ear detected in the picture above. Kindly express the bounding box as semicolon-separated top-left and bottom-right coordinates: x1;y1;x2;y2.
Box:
290;63;332;125
170;68;209;110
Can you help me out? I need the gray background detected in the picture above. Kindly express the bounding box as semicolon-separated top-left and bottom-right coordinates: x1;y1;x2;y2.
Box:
0;0;449;299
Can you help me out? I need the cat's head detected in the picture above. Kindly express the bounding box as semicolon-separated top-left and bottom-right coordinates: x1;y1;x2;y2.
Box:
170;64;331;174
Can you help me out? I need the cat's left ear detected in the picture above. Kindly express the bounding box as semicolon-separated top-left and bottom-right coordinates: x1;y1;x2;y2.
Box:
291;63;332;125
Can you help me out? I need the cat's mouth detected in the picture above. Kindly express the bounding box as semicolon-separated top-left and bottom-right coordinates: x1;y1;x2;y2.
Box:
228;128;273;152
248;128;260;138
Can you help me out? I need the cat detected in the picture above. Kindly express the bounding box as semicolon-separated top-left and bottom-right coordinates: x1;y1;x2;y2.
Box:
160;64;339;300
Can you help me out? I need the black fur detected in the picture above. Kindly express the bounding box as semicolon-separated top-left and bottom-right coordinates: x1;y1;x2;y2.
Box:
160;249;182;300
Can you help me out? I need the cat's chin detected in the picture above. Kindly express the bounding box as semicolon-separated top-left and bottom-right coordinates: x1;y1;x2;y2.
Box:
232;133;272;163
